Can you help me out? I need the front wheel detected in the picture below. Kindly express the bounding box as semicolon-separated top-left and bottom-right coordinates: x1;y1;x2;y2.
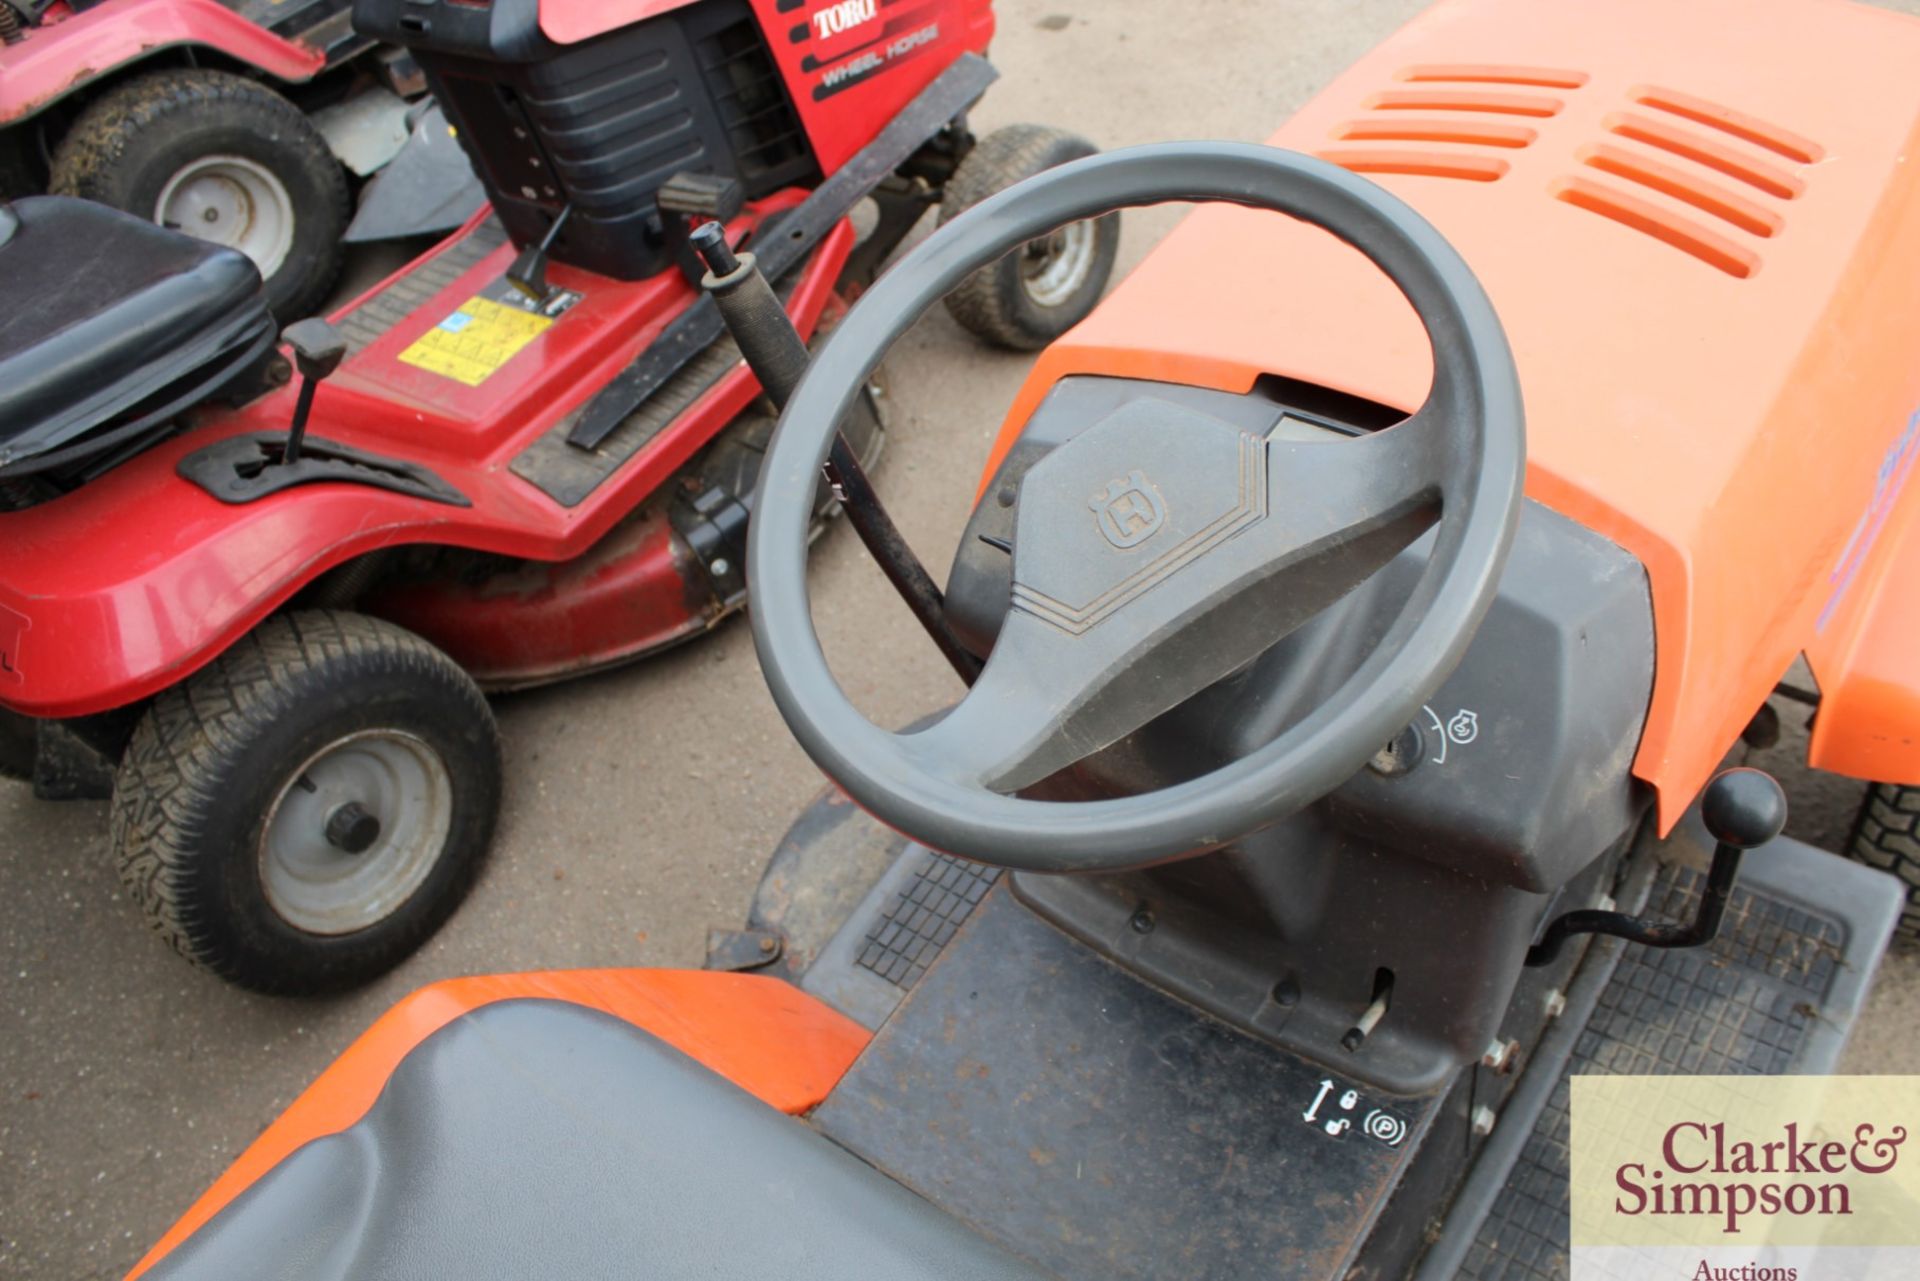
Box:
110;612;501;994
938;124;1120;350
1848;783;1920;946
50;70;348;323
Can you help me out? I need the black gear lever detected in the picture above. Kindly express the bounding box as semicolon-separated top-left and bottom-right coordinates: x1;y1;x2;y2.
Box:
279;318;347;466
1525;766;1788;967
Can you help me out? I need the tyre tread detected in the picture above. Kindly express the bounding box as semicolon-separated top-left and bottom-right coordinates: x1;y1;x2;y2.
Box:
939;124;1114;350
1848;783;1920;945
110;611;497;992
49;69;348;321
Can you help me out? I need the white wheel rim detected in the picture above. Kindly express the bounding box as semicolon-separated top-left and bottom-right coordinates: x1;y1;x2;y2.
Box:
259;730;454;936
1018;218;1096;308
155;154;295;279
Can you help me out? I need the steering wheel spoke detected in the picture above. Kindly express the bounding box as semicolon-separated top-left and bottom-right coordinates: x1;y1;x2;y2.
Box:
906;399;1445;792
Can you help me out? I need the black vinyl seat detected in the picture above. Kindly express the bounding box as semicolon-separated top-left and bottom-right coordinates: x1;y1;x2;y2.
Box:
147;998;1050;1280
0;196;275;479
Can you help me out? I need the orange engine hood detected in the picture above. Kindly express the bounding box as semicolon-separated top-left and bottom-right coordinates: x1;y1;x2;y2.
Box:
990;0;1920;830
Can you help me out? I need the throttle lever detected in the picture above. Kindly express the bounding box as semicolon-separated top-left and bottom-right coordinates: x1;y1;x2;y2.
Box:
1525;767;1787;967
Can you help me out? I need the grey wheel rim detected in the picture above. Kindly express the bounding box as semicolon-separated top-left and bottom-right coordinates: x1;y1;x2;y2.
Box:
1019;219;1097;308
259;730;454;935
155;153;295;279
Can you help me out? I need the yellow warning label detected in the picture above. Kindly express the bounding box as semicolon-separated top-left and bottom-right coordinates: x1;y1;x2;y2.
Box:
398;295;553;387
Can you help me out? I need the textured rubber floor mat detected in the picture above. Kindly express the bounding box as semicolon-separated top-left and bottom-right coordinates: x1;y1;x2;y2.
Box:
854;852;1001;989
1458;864;1845;1281
509;335;743;508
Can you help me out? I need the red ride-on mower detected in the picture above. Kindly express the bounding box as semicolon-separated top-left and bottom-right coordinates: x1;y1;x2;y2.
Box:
0;0;1119;994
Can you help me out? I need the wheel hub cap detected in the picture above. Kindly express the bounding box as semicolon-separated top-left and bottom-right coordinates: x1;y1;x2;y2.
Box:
260;730;453;935
1019;218;1096;308
155;154;295;279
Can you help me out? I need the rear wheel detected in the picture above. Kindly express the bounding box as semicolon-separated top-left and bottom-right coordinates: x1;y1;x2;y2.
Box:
110;611;501;994
50;70;348;323
938;124;1120;350
1847;783;1920;945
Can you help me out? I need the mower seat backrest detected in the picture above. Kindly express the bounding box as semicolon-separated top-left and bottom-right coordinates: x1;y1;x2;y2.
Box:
0;197;274;476
146;998;1048;1281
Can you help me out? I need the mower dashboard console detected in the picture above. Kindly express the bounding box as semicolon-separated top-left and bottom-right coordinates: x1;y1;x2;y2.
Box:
353;0;821;282
946;375;1657;893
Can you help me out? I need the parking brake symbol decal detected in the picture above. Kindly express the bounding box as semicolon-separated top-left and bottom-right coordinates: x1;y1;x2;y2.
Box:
1303;1077;1408;1148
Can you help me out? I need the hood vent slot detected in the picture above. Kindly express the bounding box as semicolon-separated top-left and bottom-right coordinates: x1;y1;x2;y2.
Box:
1314;150;1508;182
1632;87;1823;164
1581;145;1783;237
1367;89;1564;117
1334;117;1537;148
1399;63;1589;89
1554;177;1760;278
1606;113;1804;199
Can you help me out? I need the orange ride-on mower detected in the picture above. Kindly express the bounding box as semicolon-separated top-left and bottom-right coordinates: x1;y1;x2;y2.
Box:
127;0;1919;1277
0;0;1120;994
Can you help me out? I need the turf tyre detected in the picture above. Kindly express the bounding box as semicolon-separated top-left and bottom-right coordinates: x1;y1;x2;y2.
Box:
50;70;347;322
938;124;1120;350
110;611;500;994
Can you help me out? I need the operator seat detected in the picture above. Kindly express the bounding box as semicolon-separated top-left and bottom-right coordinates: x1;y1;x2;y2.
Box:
0;197;275;478
146;999;1047;1280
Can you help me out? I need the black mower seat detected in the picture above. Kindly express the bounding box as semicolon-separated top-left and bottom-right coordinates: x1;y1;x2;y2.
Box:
0;196;274;476
147;998;1049;1281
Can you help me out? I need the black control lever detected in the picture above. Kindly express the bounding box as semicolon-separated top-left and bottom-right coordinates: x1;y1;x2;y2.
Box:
1525;767;1787;967
279;318;347;466
688;221;982;684
658;172;744;285
506;203;572;304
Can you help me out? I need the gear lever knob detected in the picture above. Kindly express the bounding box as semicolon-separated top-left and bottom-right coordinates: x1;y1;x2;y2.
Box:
278;318;347;466
1702;767;1789;850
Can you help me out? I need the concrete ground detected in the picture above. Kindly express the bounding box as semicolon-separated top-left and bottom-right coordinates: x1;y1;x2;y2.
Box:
6;1;1920;1275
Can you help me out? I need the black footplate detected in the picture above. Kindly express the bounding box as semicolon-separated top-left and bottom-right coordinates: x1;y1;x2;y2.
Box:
1449;836;1899;1281
816;887;1443;1281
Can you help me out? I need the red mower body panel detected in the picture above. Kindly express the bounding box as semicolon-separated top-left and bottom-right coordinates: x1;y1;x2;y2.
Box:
537;0;705;43
539;0;994;174
0;0;325;126
752;0;995;174
367;503;711;689
0;200;854;719
981;0;1920;829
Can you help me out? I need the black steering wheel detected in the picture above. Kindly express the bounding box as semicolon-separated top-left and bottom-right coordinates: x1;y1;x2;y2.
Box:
749;142;1524;874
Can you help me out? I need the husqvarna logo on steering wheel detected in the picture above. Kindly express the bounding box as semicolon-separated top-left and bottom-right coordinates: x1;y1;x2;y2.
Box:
1090;470;1168;549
